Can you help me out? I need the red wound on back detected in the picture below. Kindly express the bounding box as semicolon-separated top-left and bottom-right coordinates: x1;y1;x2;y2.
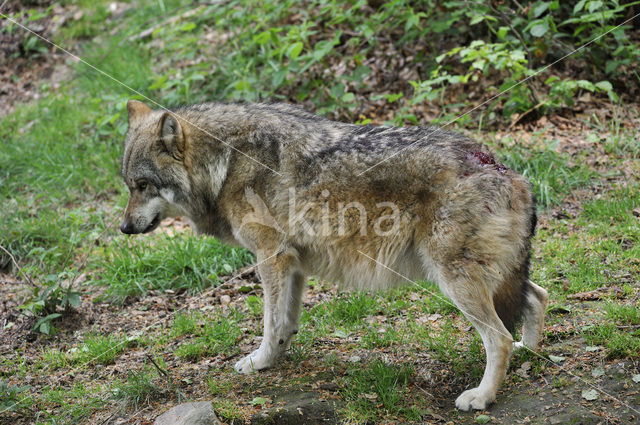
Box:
467;151;507;174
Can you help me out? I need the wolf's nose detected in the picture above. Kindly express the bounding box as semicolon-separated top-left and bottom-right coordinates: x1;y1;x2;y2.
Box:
120;221;135;234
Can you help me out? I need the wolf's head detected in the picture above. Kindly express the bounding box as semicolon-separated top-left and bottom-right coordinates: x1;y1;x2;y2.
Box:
120;100;191;234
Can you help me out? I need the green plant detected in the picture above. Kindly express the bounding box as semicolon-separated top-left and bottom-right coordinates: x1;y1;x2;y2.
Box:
246;295;263;317
175;310;243;361
18;272;82;335
341;359;418;422
207;377;233;396
0;380;31;412
172;312;201;336
111;367;164;409
94;234;253;301
73;333;129;365
583;323;640;359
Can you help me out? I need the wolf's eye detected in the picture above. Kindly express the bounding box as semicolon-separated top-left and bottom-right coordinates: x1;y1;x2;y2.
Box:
137;181;148;191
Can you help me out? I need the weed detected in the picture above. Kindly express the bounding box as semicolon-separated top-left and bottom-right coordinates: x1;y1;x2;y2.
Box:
175;310;243;361
172;312;201;336
0;380;31;412
212;399;244;422
583;324;640;359
111;367;164;410
341;358;418;422
73;333;129;365
246;295;263;317
207;377;233;396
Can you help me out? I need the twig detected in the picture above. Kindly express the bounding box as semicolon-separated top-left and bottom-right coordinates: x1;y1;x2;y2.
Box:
221;352;241;362
507;100;547;129
0;244;35;287
98;411;117;425
146;353;169;378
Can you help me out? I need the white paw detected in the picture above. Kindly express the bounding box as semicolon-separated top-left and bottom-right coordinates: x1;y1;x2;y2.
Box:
455;387;495;411
234;349;273;374
513;340;525;349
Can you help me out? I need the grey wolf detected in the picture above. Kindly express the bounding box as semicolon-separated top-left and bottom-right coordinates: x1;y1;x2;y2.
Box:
119;100;548;411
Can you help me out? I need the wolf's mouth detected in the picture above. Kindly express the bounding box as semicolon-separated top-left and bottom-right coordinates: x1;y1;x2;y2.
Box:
143;214;161;233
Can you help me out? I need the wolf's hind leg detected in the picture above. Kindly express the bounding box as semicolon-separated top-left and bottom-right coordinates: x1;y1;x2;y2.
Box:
279;272;306;350
441;277;513;411
515;280;548;350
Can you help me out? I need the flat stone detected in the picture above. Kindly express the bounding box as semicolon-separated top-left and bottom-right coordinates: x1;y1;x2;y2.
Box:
250;390;338;425
154;401;222;425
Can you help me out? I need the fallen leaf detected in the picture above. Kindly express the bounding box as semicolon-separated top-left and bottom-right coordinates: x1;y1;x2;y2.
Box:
581;389;598;401
549;355;565;363
428;313;442;322
547;305;572;315
516;361;531;378
251;397;267;406
475;414;491;424
333;329;348;338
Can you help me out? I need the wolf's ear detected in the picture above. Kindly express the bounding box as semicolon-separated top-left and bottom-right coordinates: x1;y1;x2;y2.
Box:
159;112;185;160
127;100;152;124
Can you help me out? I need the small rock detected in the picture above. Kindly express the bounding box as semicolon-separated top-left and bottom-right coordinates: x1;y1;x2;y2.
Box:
219;295;231;305
318;382;338;392
154;401;222;425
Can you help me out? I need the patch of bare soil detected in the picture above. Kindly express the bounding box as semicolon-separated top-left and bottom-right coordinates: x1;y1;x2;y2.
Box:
0;0;74;114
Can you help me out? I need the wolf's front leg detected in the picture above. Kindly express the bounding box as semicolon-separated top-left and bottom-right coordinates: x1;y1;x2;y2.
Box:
234;251;304;374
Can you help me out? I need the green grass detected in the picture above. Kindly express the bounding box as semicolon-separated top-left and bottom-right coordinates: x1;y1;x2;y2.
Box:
361;325;404;349
207;377;233;396
174;309;243;361
40;348;70;371
605;303;640;325
583;323;640;359
111;367;165;410
341;359;419;423
94;234;254;301
305;291;380;333
172;312;201;337
497;141;596;209
40;382;106;423
211;399;244;422
0;380;32;413
582;186;640;225
73;333;129;366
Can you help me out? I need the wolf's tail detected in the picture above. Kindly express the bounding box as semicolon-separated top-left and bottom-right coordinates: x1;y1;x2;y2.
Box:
492;191;539;333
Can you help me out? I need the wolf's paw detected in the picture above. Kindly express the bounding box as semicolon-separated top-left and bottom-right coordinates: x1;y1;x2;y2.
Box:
234;350;273;374
455;388;495;411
